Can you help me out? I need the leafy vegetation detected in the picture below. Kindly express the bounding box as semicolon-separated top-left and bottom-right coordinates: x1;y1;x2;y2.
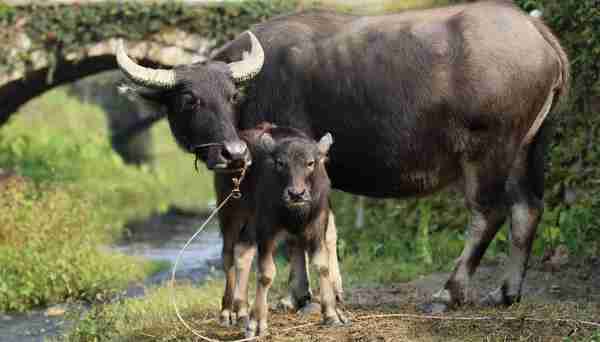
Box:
0;0;296;79
0;86;214;311
0;0;598;340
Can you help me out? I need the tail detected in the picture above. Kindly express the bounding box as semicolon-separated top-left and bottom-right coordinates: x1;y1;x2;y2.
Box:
523;17;569;198
521;17;570;145
530;17;570;112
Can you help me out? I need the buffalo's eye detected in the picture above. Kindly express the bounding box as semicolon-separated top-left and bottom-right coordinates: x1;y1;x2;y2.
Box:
181;93;196;109
229;93;238;103
307;160;315;170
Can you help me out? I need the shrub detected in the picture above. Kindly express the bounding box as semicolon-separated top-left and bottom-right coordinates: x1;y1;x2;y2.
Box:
0;87;213;311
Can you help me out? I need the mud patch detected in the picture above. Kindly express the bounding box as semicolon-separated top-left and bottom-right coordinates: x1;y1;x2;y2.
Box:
134;257;599;341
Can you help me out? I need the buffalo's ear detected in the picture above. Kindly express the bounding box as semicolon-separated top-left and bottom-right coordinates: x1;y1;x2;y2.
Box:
260;133;276;153
117;82;167;114
317;133;333;156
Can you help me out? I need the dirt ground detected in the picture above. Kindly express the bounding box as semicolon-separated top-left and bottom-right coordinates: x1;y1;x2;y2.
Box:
181;257;599;342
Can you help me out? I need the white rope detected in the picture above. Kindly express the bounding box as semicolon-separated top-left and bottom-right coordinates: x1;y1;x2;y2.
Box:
170;187;314;342
170;192;235;342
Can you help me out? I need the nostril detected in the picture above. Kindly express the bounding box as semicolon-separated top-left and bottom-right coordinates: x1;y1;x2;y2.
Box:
287;188;306;200
223;141;247;161
221;147;232;161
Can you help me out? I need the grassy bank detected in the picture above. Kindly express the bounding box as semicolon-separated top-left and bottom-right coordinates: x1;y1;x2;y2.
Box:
0;86;214;312
63;272;600;342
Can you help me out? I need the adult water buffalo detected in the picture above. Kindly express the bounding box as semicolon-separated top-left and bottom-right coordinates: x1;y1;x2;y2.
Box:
116;0;569;314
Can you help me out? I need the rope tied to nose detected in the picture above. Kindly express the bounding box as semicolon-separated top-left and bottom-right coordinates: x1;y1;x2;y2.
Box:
193;143;223;173
231;165;246;199
170;162;249;342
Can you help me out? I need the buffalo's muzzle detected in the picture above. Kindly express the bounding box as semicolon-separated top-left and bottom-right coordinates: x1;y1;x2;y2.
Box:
211;140;251;171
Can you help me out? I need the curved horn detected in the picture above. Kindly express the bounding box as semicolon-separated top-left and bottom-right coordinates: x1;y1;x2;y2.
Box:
115;40;177;89
228;31;265;83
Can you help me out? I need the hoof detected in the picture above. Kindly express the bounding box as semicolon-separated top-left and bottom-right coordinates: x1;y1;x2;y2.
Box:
219;310;234;327
245;319;268;338
277;295;296;313
236;315;249;329
277;294;312;313
298;302;321;316
322;308;351;327
480;287;519;307
322;316;343;327
245;319;257;338
336;308;351;325
417;302;450;314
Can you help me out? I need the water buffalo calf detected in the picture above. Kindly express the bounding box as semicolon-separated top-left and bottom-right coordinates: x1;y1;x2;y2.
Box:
214;123;345;334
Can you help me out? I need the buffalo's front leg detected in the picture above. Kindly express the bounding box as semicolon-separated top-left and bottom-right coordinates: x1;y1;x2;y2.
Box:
233;242;256;327
246;239;277;338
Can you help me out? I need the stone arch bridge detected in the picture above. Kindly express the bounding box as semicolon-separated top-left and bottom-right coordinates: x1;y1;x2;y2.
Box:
0;0;396;125
0;0;288;163
1;17;213;126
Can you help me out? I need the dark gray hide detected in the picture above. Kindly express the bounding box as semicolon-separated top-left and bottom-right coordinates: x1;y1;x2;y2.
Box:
119;0;569;311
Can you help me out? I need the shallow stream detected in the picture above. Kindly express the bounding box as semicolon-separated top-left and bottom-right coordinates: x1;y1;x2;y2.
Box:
0;214;222;342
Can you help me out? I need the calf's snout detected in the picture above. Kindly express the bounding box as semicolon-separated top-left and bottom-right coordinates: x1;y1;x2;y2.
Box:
284;186;311;204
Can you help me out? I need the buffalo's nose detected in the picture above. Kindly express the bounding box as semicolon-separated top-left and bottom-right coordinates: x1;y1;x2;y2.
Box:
221;140;248;163
287;188;306;201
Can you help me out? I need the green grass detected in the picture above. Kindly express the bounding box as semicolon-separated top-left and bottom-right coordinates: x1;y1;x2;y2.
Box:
331;190;467;286
63;266;304;342
63;282;225;342
0;86;214;312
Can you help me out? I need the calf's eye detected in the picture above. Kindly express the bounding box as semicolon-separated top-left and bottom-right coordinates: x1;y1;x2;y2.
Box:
275;159;285;169
307;160;315;169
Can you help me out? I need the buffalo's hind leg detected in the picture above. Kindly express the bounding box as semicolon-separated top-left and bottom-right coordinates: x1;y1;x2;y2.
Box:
482;132;547;306
428;158;510;311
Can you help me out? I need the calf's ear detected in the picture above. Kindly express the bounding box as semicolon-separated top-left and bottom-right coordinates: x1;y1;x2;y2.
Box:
260;133;276;153
318;133;333;156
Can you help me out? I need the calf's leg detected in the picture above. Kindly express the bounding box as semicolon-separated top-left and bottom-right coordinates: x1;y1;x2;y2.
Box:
233;242;256;327
246;238;277;338
279;236;313;312
218;210;244;326
309;238;349;326
326;212;344;303
280;211;343;313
